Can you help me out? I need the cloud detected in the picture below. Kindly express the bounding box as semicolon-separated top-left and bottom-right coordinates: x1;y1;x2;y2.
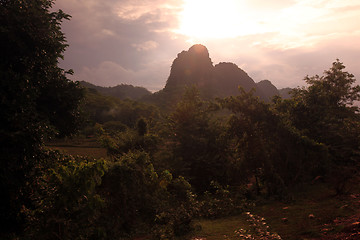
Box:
197;29;360;90
132;41;159;51
245;0;297;10
74;61;135;87
54;0;185;78
54;0;360;92
115;0;183;27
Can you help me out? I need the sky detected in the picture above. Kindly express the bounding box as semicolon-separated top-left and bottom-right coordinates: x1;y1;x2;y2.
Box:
54;0;360;92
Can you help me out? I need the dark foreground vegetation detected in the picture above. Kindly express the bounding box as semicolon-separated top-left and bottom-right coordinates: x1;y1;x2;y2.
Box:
1;1;360;239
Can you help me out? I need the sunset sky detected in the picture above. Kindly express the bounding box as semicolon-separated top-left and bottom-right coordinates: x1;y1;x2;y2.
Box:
55;0;360;92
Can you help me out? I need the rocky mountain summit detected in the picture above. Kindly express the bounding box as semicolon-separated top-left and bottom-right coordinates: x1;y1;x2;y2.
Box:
162;44;282;101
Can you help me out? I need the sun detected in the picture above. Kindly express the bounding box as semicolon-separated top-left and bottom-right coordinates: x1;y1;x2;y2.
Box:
177;0;260;39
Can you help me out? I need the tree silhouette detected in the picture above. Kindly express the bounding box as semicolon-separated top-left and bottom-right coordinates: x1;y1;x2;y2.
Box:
0;0;83;236
286;60;360;165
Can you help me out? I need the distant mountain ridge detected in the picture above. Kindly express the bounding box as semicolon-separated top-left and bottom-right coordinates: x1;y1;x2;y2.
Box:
81;45;293;105
79;81;151;100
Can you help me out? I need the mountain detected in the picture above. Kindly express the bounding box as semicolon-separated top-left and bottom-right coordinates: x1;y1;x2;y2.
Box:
214;62;259;97
256;80;280;101
160;44;280;101
279;88;293;99
164;44;214;91
83;45;287;108
79;81;151;100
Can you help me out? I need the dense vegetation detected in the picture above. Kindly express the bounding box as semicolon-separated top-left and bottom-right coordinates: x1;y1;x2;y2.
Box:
1;1;360;239
79;81;151;100
0;0;84;237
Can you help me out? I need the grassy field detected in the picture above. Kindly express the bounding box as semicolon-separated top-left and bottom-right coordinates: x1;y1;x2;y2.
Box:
193;182;360;240
46;137;108;159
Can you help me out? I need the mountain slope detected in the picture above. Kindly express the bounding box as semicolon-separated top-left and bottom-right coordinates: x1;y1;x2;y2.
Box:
155;44;278;102
164;44;215;93
214;62;260;97
79;81;151;100
256;80;280;101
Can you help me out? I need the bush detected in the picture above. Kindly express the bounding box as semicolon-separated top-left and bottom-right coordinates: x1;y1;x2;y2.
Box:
199;181;247;219
98;151;198;239
24;151;106;239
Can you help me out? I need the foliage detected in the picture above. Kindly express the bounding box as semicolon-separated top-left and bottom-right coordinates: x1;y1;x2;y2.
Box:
82;88;159;127
137;117;148;136
167;86;231;192
24;151;106;239
220;88;329;196
0;0;84;236
273;60;360;195
103;120;127;135
152;175;199;239
98;151;198;239
199;181;247;219
277;60;360;166
99;125;159;158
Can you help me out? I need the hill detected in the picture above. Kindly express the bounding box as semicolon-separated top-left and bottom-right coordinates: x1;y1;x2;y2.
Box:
79;81;151;100
256;80;280;101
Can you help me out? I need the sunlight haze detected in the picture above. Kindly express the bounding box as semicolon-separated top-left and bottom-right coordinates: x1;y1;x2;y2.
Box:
55;0;360;91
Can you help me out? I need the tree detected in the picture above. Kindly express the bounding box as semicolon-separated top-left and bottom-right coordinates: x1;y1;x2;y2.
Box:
0;0;84;236
137;117;148;136
25;153;106;239
82;88;159;127
167;86;230;192
98;151;198;239
220;88;328;196
280;60;360;165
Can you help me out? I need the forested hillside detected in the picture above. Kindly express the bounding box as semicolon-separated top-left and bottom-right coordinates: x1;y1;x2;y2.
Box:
79;81;151;100
1;1;360;240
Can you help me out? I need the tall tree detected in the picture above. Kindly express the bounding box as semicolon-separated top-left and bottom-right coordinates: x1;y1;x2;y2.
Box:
0;0;84;235
220;88;328;195
168;86;229;192
281;60;360;165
